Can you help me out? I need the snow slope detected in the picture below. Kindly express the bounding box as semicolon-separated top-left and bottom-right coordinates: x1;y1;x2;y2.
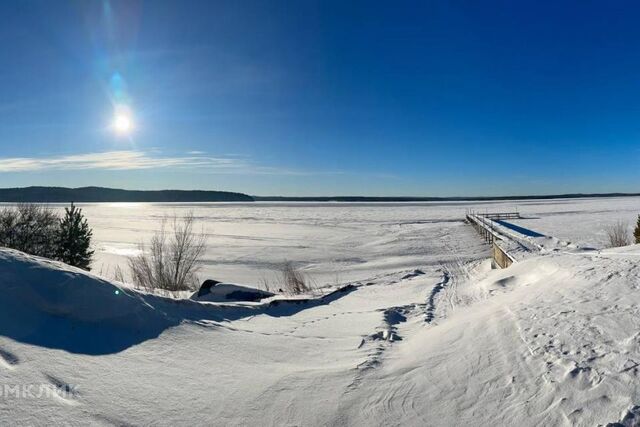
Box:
342;249;640;426
1;242;640;425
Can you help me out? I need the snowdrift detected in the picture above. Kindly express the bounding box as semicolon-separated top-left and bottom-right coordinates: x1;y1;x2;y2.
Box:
344;247;640;426
0;248;356;355
1;245;640;425
0;248;183;354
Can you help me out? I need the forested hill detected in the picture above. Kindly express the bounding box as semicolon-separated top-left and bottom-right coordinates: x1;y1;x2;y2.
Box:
0;187;254;202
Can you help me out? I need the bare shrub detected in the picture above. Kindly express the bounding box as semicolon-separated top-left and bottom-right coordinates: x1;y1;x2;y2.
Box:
0;207;19;247
97;263;127;283
281;261;311;294
606;220;631;248
128;212;207;295
112;265;126;283
259;275;272;293
0;204;59;258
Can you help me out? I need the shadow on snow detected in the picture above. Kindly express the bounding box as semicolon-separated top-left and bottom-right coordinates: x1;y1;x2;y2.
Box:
495;220;545;238
0;254;357;356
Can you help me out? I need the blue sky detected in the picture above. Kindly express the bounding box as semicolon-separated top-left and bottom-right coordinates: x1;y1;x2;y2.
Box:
0;0;639;196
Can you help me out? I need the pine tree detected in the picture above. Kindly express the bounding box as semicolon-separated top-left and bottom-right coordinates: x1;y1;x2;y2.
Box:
634;214;640;244
56;202;94;270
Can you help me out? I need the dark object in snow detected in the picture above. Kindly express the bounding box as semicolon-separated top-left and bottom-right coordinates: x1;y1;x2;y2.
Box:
193;280;275;302
401;269;425;280
197;279;222;297
226;290;270;302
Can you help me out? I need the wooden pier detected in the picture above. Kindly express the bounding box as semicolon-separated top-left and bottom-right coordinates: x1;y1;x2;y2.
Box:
466;211;521;268
477;211;520;220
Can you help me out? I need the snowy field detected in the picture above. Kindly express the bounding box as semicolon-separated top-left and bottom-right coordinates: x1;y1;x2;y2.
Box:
23;196;640;287
1;197;640;425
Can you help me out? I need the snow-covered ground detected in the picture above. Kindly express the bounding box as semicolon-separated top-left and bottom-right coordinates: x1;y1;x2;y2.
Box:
1;197;640;425
504;197;640;249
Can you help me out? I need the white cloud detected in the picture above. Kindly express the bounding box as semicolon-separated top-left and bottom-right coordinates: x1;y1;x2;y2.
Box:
0;150;360;178
0;151;249;173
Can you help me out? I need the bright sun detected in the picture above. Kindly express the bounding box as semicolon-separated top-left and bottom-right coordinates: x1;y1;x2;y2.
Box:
113;109;133;135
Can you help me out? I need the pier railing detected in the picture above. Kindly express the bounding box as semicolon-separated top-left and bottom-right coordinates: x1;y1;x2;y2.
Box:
466;211;520;268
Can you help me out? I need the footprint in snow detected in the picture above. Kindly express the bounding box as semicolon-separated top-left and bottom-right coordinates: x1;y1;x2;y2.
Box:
0;347;19;368
564;365;602;390
45;374;80;403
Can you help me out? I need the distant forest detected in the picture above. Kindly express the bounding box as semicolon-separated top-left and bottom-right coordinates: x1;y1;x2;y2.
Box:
254;193;640;202
0;187;638;203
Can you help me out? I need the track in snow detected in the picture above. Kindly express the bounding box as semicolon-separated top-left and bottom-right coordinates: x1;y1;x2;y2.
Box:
425;271;449;323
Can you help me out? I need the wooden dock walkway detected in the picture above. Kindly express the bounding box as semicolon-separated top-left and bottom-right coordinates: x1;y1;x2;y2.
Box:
465;211;525;268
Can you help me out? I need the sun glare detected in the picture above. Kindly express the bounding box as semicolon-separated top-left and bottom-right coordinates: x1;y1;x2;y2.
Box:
112;105;134;136
113;113;132;135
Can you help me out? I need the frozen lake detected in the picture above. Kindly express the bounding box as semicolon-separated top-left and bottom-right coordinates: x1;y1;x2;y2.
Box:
54;196;640;287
